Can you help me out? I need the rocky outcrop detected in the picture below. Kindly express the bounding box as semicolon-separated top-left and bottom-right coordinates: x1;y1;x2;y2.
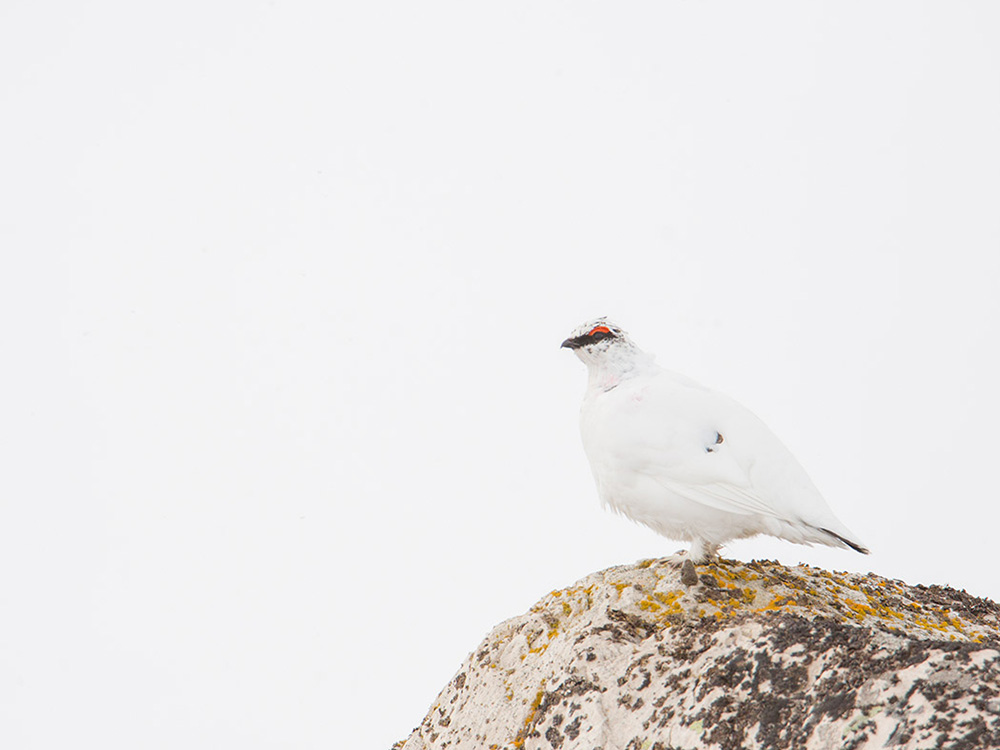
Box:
396;559;1000;750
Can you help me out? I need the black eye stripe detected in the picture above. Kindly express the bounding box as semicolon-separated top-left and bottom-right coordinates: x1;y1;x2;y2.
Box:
561;328;619;349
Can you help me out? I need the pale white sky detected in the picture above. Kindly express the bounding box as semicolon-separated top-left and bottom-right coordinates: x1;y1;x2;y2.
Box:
2;2;999;749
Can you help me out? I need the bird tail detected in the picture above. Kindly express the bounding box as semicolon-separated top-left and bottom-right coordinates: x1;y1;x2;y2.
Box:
815;525;870;555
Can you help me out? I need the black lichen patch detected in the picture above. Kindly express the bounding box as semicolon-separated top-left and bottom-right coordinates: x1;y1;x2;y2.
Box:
910;584;1000;623
543;724;563;749
605;608;659;642
812;690;856;720
652;612;998;750
521;675;605;748
563;715;582;740
398;558;1000;750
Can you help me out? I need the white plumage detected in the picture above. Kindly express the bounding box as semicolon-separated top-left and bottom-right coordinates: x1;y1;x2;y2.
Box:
562;318;868;562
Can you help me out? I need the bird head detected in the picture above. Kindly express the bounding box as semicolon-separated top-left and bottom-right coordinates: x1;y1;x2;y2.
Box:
561;318;632;366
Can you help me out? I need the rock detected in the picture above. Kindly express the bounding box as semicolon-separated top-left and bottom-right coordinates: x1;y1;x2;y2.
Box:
396;558;1000;750
679;560;699;587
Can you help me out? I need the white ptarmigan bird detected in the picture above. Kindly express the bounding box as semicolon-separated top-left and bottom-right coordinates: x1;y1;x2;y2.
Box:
562;318;868;562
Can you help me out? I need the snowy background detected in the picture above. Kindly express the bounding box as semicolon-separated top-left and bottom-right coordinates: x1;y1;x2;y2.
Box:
2;2;999;749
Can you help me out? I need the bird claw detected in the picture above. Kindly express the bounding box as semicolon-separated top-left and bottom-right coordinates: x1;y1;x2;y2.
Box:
655;541;720;568
654;551;691;568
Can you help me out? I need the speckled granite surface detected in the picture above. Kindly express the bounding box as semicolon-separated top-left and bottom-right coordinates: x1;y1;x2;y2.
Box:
396;558;1000;750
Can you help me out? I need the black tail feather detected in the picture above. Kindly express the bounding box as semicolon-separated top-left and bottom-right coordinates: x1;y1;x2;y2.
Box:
818;526;870;555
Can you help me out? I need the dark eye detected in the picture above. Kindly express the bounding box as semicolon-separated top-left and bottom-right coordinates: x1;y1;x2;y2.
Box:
587;325;614;342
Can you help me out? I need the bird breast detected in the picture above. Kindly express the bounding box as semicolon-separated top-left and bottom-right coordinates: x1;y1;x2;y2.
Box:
580;377;719;477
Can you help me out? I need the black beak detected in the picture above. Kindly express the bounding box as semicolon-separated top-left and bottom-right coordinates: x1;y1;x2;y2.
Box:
561;337;584;349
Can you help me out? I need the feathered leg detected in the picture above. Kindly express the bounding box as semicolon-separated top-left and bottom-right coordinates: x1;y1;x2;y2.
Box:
687;539;720;564
657;539;720;567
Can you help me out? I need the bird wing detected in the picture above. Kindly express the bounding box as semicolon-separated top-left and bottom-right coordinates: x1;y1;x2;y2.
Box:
625;370;832;523
652;477;783;518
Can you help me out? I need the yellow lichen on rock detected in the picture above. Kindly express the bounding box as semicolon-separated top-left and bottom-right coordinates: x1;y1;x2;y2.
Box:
398;557;1000;750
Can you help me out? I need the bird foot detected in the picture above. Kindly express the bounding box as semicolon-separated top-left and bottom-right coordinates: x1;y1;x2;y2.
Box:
654;550;691;568
655;542;720;568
